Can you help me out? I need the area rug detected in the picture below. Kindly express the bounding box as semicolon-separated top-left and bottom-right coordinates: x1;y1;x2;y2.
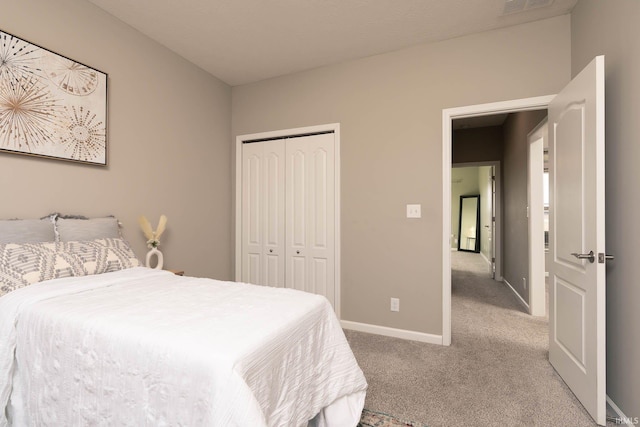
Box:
358;408;428;427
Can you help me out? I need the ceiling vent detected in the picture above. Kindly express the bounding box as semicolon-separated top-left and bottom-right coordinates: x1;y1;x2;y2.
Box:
502;0;554;15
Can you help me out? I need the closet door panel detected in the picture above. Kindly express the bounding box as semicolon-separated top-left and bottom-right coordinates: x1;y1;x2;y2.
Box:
291;256;306;291
242;143;263;285
308;135;335;304
286;134;335;305
263;140;285;287
311;258;328;297
289;149;307;248
247;253;261;285
241;140;285;287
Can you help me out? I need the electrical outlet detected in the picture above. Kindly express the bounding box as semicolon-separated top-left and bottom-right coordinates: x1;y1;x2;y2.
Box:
390;298;400;312
523;277;527;290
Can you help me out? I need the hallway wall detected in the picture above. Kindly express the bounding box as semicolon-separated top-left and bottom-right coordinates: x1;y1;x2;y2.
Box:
502;110;548;304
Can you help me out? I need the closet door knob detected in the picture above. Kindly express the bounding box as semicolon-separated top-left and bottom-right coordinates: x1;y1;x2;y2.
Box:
296;250;300;254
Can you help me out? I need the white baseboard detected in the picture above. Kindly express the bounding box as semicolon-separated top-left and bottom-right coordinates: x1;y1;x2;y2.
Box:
503;278;530;312
607;395;638;426
341;320;443;345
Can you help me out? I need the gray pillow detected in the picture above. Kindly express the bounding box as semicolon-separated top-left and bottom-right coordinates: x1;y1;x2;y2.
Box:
0;218;56;244
57;217;121;242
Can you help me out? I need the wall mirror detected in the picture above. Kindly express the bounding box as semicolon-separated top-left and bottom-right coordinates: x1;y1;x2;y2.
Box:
458;195;480;252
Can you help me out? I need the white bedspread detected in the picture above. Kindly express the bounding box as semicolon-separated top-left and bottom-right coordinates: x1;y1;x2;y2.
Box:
0;268;367;426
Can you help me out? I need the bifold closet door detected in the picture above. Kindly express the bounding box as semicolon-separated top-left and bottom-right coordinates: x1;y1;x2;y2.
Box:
285;133;335;306
241;139;285;287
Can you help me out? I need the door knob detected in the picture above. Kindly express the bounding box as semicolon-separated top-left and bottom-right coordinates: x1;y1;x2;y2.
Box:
269;249;273;253
571;251;595;263
296;250;300;254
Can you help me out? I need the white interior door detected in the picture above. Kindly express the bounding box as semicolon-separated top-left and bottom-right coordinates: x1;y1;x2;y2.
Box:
241;139;285;287
286;133;336;307
548;55;606;425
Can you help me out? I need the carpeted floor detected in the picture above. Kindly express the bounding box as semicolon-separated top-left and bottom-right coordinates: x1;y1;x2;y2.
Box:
347;251;616;427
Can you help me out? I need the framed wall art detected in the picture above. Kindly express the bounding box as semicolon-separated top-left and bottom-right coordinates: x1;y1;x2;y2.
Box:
0;30;107;165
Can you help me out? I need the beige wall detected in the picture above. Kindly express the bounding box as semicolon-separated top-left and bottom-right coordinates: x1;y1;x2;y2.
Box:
232;16;571;334
571;0;640;418
502;110;547;303
1;0;233;280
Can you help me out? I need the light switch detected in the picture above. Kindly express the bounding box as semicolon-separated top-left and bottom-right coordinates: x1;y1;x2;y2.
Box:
406;204;421;218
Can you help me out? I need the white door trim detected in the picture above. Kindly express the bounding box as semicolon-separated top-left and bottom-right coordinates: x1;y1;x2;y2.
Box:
235;123;341;318
442;96;555;346
527;118;548;317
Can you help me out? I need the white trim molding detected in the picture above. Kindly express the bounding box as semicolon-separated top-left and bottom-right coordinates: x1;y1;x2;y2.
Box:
341;320;443;345
442;95;555;346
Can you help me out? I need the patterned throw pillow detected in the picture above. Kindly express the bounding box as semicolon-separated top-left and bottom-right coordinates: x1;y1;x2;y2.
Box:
0;242;77;296
0;238;140;297
60;238;140;275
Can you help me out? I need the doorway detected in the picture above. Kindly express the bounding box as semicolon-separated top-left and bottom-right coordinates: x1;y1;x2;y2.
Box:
442;95;554;346
451;163;500;279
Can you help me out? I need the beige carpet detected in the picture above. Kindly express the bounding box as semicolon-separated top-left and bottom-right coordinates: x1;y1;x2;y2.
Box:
346;251;616;427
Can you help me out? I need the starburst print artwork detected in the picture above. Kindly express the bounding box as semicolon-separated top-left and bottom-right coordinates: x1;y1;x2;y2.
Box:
44;55;99;96
0;33;42;82
0;30;107;165
0;75;61;151
59;106;105;162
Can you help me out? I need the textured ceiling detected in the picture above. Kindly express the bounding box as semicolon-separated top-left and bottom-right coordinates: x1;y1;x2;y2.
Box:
86;0;578;86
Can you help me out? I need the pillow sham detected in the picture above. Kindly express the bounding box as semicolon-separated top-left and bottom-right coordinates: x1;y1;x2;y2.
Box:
0;241;77;296
0;218;56;244
56;217;121;242
0;238;140;297
60;238;140;275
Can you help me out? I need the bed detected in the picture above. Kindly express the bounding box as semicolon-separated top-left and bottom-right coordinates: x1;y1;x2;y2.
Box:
0;216;367;426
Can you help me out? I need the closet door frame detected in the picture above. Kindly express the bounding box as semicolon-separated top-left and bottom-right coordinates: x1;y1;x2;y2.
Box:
235;123;341;317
